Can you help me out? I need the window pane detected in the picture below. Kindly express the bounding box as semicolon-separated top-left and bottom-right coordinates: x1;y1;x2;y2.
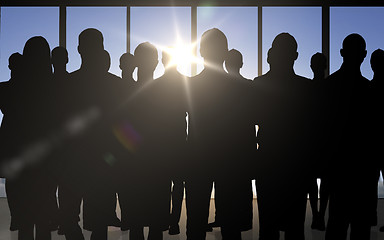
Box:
67;7;126;76
263;7;321;78
197;7;257;79
131;7;191;78
330;7;384;80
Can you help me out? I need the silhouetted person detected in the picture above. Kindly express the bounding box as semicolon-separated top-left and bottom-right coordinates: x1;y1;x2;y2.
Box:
51;46;71;235
308;52;329;231
187;28;255;240
324;33;374;240
253;33;314;240
52;46;69;81
1;52;23;232
370;49;384;231
205;48;254;233
119;52;136;83
154;48;188;236
0;36;58;240
121;42;171;240
225;48;252;81
8;52;24;81
62;28;123;240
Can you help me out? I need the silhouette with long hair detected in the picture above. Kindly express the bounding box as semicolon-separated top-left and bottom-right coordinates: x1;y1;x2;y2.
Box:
369;48;384;231
308;52;330;231
253;33;314;240
187;28;255;240
324;33;374;240
0;36;57;240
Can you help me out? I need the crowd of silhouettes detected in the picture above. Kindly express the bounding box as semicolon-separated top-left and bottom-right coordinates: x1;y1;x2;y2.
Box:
0;27;383;240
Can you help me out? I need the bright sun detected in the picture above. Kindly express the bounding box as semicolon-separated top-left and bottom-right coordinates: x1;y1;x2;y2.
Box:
159;41;202;75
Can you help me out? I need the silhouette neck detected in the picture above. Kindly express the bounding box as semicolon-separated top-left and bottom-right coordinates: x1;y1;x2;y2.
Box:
137;69;154;83
54;66;67;76
269;65;295;77
313;72;325;81
122;70;134;80
340;63;362;76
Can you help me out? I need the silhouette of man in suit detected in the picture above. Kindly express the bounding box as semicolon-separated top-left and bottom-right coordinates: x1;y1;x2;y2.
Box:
324;33;373;240
155;48;189;236
51;46;71;235
253;33;313;240
121;42;172;240
187;28;255;240
308;52;329;231
369;48;384;231
206;48;254;233
62;28;123;240
1;52;24;232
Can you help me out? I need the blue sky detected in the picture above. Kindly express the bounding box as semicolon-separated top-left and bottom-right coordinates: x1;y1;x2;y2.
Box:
1;6;384;122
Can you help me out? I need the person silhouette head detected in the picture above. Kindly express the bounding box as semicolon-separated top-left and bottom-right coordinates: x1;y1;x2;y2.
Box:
119;52;136;80
134;42;158;83
8;52;23;80
200;28;228;69
23;36;52;79
310;52;327;80
267;33;298;74
52;46;68;75
340;33;367;70
225;49;244;76
370;49;384;79
78;28;104;69
99;50;111;73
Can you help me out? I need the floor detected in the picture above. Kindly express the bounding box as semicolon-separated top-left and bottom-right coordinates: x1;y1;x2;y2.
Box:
0;198;384;240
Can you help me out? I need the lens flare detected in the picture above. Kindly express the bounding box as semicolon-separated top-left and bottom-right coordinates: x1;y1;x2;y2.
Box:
112;122;142;153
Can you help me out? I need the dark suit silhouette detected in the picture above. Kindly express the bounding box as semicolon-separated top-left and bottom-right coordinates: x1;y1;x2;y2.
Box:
187;29;255;240
254;33;314;240
203;48;254;233
1;52;23;232
370;48;384;231
308;52;329;231
61;28;123;240
50;46;70;236
156;49;189;236
324;33;374;240
121;42;172;240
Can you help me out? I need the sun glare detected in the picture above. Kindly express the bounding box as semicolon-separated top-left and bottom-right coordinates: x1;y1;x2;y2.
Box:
159;41;203;76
